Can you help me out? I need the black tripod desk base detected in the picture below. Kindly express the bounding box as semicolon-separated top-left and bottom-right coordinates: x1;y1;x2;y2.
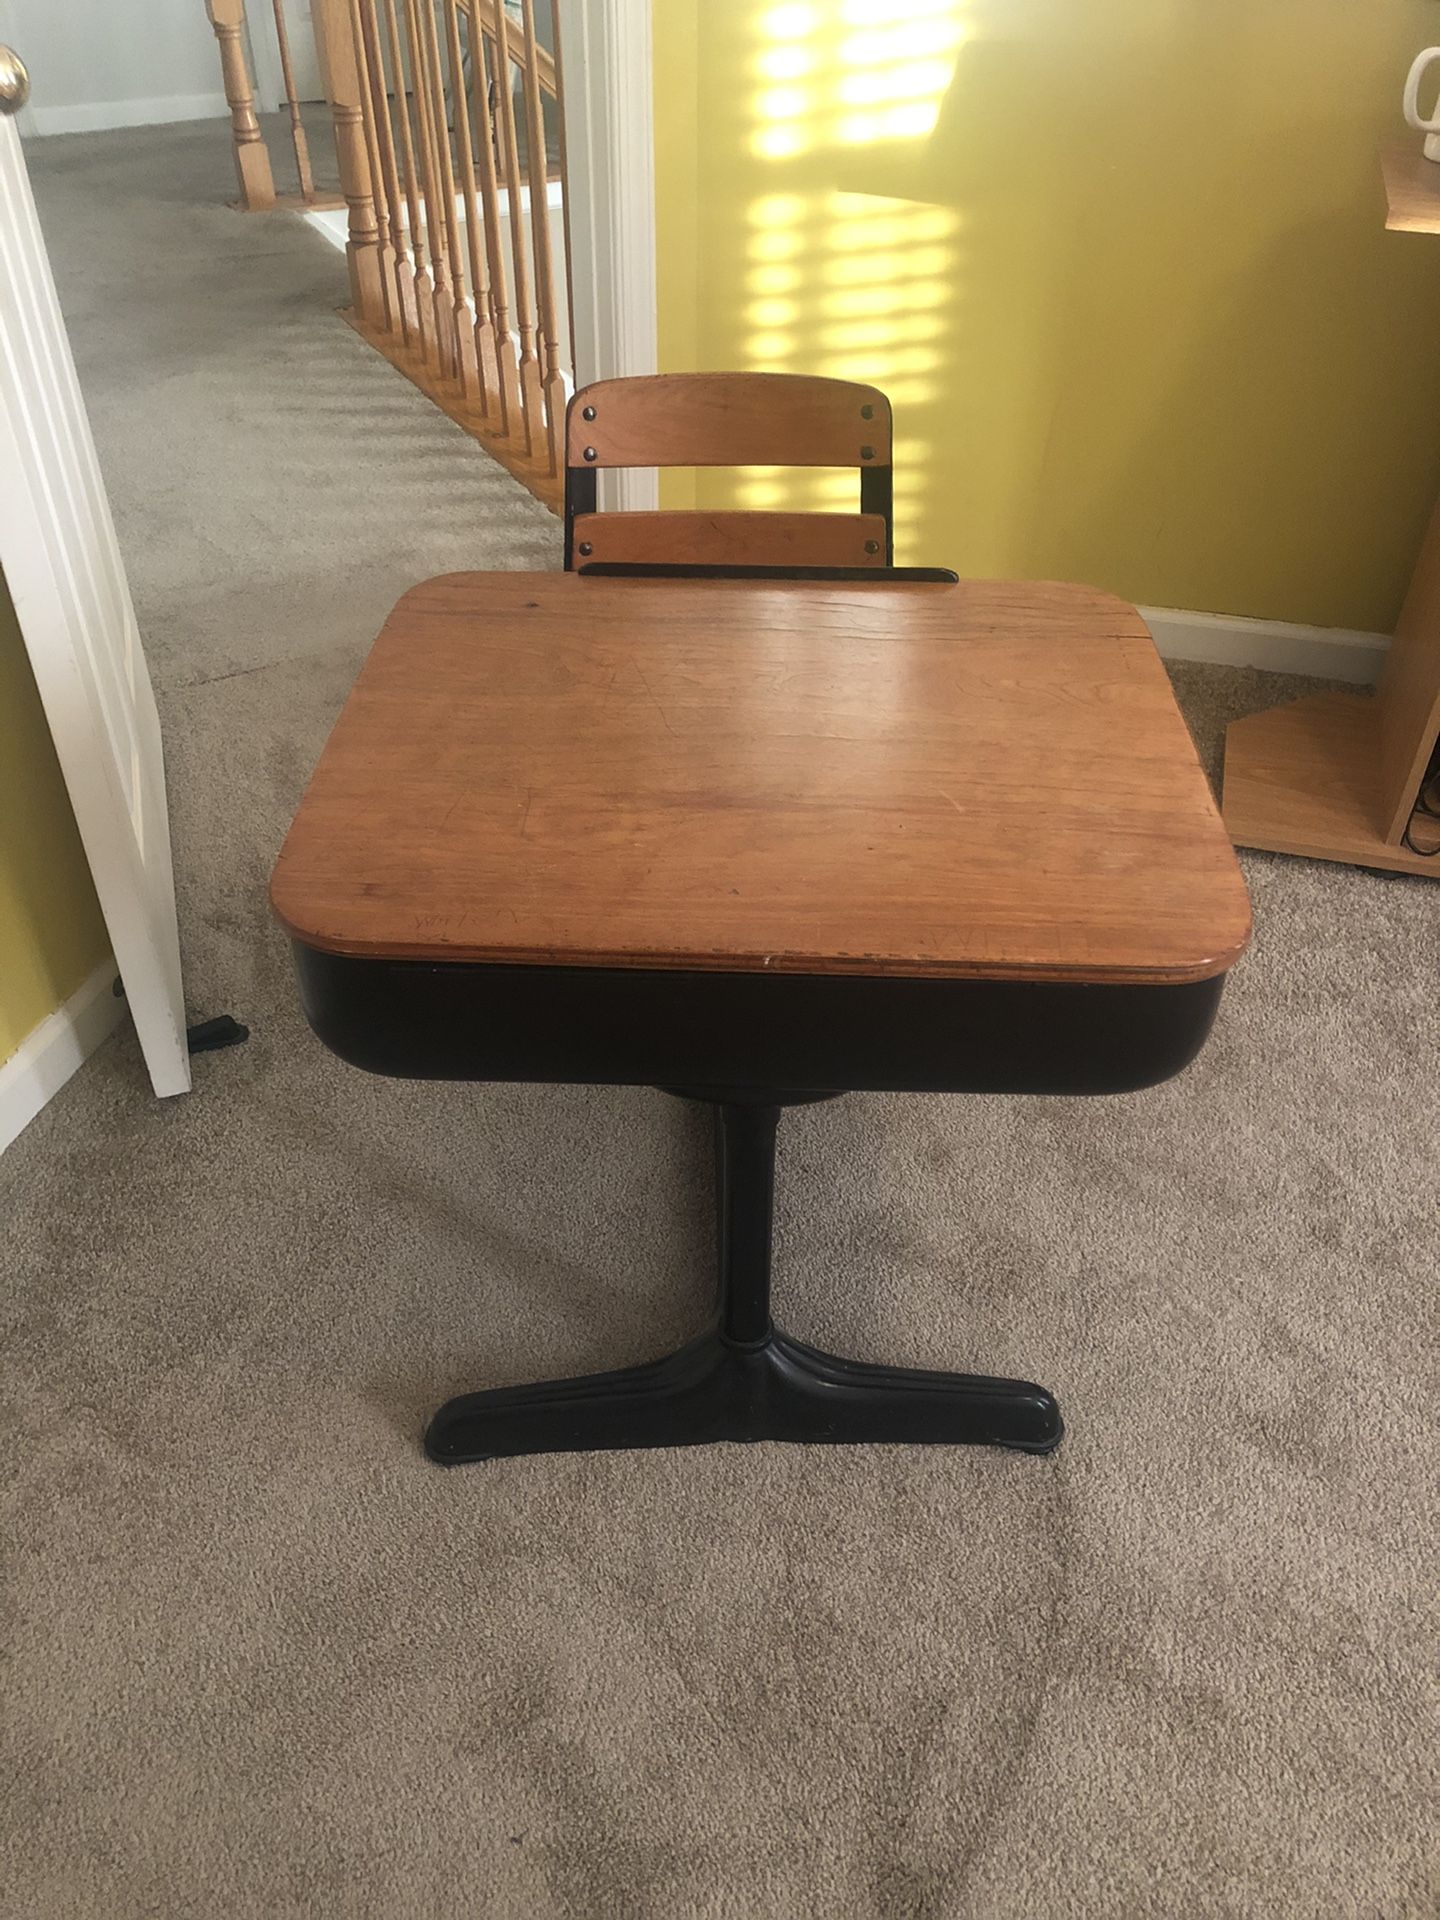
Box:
425;1323;1061;1464
425;1098;1061;1466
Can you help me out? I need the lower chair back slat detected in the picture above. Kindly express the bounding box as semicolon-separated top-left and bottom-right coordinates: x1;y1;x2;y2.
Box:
570;511;890;570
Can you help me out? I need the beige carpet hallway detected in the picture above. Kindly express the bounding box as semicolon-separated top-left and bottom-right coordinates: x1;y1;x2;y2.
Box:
2;118;1436;1919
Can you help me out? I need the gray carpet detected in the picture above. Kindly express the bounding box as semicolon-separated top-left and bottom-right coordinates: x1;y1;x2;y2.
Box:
2;118;1436;1920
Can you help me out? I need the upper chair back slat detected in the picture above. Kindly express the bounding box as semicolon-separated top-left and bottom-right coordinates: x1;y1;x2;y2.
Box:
566;372;892;471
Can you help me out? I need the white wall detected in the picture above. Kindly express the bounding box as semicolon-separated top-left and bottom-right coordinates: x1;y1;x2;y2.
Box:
0;0;228;137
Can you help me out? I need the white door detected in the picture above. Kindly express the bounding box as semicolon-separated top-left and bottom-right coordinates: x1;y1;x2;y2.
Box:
249;0;325;112
0;95;190;1097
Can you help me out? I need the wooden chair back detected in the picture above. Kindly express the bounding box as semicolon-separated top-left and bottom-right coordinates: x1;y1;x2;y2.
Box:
563;372;894;571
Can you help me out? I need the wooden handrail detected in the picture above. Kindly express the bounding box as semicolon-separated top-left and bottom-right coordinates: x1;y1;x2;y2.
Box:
462;0;558;98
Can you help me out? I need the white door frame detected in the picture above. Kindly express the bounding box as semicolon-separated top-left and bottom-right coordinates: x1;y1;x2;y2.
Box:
556;0;657;512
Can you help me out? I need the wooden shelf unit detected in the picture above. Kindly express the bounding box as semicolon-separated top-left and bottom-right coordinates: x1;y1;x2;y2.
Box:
1219;149;1440;879
1222;691;1436;878
1381;141;1440;233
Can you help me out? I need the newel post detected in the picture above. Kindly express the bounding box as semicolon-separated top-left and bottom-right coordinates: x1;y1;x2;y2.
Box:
311;0;385;323
205;0;277;210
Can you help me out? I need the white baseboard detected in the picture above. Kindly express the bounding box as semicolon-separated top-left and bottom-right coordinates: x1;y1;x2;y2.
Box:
0;960;127;1156
1140;606;1389;684
27;94;230;138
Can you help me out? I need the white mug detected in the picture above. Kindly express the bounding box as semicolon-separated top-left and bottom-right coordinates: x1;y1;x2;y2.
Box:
1404;47;1440;162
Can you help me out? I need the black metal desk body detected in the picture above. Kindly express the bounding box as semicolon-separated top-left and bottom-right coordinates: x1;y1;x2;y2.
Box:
293;941;1226;1464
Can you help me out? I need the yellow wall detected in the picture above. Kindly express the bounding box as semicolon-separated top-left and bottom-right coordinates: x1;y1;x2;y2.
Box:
0;570;110;1062
653;0;1440;630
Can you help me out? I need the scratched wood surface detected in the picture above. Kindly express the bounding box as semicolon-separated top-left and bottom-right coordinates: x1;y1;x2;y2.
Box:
270;573;1252;984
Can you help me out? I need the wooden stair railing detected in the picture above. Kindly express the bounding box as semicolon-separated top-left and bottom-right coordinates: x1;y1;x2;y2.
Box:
315;0;572;510
468;0;557;100
313;0;385;319
205;0;343;211
204;0;571;512
205;0;277;209
271;0;317;199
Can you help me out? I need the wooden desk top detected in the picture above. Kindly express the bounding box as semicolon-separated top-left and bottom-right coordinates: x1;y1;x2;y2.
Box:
270;573;1251;986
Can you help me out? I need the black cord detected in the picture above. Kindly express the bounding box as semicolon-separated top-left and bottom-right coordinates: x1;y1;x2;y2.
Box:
1400;735;1440;857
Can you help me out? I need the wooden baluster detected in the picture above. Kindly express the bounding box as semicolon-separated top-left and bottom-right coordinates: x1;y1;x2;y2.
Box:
403;0;456;377
470;25;521;438
206;0;278;211
518;0;563;474
353;0;410;341
417;0;475;395
490;2;543;453
443;0;498;416
345;0;397;335
382;0;432;354
549;0;576;384
270;0;317;199
312;0;385;324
